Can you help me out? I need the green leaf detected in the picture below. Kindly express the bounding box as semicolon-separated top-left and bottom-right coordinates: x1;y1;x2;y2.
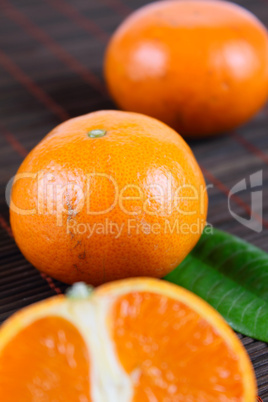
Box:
164;227;268;342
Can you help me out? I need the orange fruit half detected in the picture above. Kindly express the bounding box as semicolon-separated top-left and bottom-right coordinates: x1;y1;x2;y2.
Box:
0;279;256;401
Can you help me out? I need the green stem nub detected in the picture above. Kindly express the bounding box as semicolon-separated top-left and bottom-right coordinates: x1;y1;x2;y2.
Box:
67;282;94;299
88;129;106;138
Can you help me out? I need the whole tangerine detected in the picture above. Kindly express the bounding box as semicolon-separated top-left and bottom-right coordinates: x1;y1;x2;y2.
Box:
10;110;207;285
104;0;268;137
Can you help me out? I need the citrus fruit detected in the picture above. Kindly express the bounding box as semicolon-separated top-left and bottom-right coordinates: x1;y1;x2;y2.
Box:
10;110;207;285
0;278;257;400
105;0;268;137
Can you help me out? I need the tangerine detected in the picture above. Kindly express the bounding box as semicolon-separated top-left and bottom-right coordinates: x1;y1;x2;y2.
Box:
10;110;207;285
0;279;257;400
105;0;268;137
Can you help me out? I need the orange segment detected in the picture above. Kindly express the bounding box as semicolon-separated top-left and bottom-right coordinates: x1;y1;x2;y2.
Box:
111;291;244;400
0;316;91;402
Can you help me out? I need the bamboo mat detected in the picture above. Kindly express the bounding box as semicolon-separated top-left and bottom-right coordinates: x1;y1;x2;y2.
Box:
0;0;268;398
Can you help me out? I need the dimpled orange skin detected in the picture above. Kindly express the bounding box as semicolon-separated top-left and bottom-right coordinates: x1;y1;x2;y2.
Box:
104;0;268;137
10;110;207;285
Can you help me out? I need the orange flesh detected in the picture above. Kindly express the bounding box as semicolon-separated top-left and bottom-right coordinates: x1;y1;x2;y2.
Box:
112;292;244;401
0;316;91;401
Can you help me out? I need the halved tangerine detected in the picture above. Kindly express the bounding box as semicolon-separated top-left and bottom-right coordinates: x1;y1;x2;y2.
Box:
0;279;256;401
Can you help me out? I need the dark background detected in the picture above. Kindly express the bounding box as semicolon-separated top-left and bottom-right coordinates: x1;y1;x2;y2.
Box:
0;0;268;398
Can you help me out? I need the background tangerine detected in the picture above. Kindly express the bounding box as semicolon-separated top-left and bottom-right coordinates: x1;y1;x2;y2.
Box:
105;0;268;137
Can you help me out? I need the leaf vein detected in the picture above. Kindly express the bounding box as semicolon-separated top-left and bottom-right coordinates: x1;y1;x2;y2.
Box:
226;291;246;318
253;304;265;333
214;288;236;310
